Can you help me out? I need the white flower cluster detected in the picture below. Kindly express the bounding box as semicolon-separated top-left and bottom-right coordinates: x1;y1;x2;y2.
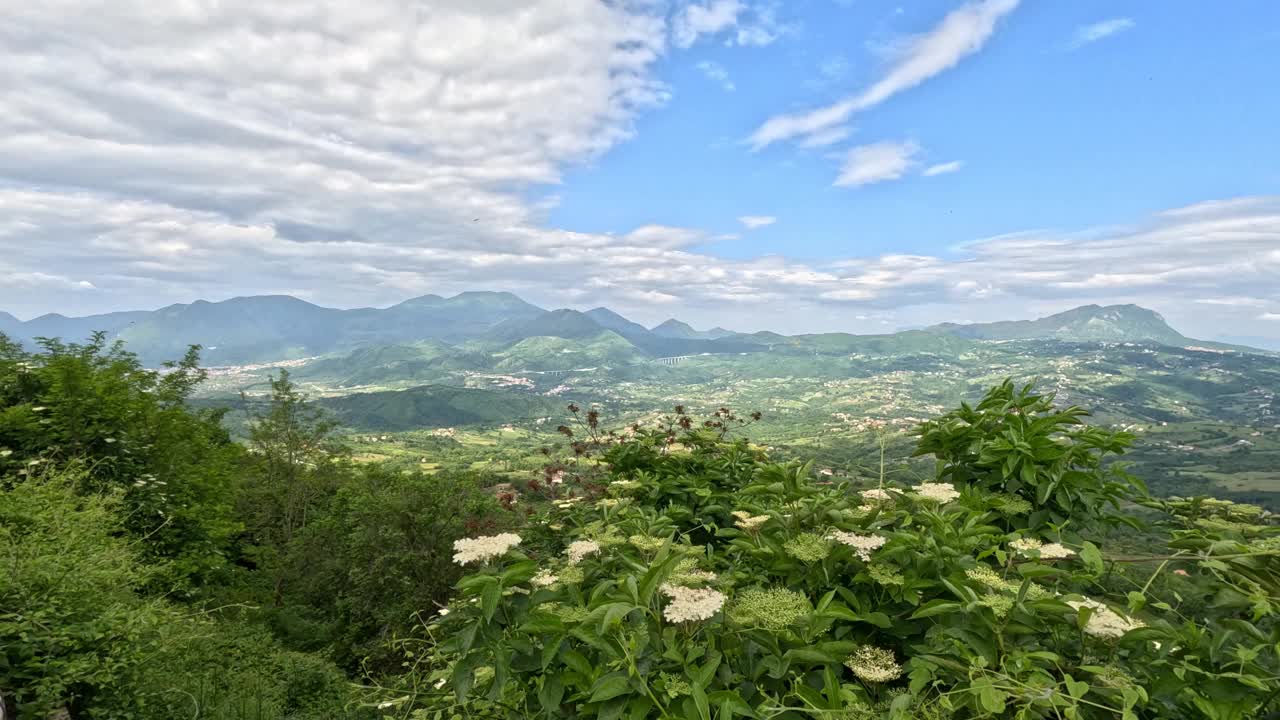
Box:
531;570;559;587
828;531;887;561
1009;537;1042;553
731;510;770;532
1067;597;1144;639
660;584;726;623
913;482;961;503
1039;542;1075;559
553;497;582;510
566;539;601;565
452;533;521;566
1010;537;1076;559
861;488;898;503
844;645;902;683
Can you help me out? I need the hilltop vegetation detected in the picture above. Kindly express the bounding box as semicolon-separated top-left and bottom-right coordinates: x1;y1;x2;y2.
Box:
1;333;1277;719
376;385;1280;719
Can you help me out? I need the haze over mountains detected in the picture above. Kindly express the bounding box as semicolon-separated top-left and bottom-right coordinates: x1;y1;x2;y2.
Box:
0;292;1268;368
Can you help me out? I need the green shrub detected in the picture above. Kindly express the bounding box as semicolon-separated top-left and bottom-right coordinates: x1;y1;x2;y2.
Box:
377;383;1280;719
0;472;363;719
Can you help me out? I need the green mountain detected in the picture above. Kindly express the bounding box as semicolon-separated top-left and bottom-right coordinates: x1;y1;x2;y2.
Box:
317;385;563;431
651;318;702;339
493;331;644;371
584;307;652;337
930;304;1188;344
13;310;152;345
484;309;607;344
296;340;491;387
8;295;1271;371
117;296;338;365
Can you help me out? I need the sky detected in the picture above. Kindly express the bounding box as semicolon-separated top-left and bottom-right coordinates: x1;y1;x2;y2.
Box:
1;0;1278;343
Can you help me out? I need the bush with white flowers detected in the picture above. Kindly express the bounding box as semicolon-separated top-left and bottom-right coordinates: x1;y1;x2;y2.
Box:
376;381;1280;719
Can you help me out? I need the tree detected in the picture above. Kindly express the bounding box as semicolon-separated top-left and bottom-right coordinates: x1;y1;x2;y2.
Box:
0;333;241;583
237;370;347;606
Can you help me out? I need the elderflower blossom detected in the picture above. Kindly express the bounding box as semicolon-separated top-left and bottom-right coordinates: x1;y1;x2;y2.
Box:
828;530;887;561
728;588;812;630
844;646;902;683
913;482;961;503
860;488;898;503
1039;542;1075;559
566;539;601;565
731;510;770;532
452;533;521;565
668;557;717;585
1009;537;1043;554
661;584;726;623
628;535;667;552
1068;598;1144;639
531;570;559;588
783;532;831;563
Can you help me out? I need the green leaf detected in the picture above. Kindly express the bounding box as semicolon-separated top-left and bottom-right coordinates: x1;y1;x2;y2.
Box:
538;674;565;716
520;611;566;634
708;691;756;718
500;559;538;585
589;672;633;703
911;600;963;619
1080;541;1103;576
691;652;721;689
1065;675;1089;699
691;684;711;720
978;685;1007;714
560;648;594;678
598;697;629;720
481;580;502;622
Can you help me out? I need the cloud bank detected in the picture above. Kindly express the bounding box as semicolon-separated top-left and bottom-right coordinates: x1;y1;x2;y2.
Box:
0;1;1276;342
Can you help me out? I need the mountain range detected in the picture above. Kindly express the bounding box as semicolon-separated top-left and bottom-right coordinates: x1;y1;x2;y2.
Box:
0;292;1267;367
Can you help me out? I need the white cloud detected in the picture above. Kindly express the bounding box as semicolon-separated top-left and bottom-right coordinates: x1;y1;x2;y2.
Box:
673;0;744;48
923;160;963;177
1261;313;1280;321
0;271;96;291
1069;18;1135;49
3;186;1278;337
1195;297;1266;307
0;2;1275;340
738;215;777;229
799;126;853;149
735;3;785;46
695;61;736;91
672;0;785;49
749;0;1019;149
834;140;920;187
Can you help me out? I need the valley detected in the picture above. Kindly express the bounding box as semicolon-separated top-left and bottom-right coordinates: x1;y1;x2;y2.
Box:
61;293;1268;508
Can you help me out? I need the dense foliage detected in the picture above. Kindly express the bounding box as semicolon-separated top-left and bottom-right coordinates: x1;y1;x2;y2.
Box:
3;333;1277;719
0;338;507;717
381;384;1280;719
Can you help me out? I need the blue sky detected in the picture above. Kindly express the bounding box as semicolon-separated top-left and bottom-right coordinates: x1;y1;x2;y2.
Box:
553;1;1280;261
1;0;1278;342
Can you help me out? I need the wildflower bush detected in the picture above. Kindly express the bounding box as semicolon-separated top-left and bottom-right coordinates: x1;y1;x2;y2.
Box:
381;383;1279;719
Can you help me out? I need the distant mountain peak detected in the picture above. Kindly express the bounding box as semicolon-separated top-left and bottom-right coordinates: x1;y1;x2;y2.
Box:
931;304;1186;344
651;318;699;338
